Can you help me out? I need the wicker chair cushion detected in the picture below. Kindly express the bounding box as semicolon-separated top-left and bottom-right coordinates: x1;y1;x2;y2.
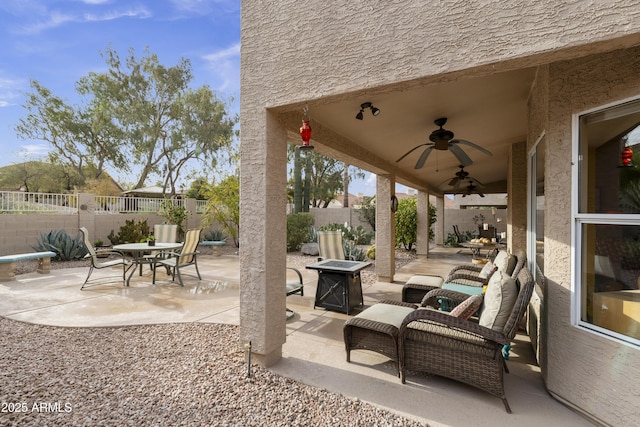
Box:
405;275;444;287
449;294;484;319
478;270;518;331
493;251;517;276
478;262;496;279
355;303;416;328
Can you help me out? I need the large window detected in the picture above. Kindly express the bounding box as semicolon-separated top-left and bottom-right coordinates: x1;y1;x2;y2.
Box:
576;98;640;344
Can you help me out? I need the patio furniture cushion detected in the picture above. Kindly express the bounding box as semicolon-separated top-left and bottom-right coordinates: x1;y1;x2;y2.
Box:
478;261;496;279
478;270;518;331
401;275;443;303
493;251;517;276
449;294;484;319
355;302;416;328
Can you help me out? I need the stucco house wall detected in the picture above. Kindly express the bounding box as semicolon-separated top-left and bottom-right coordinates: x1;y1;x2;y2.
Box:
538;46;640;426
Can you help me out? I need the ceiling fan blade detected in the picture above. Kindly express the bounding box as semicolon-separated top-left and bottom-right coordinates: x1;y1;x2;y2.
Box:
469;177;485;187
396;143;430;163
454;139;493;157
449;144;473;166
448;177;459;186
415;146;434;169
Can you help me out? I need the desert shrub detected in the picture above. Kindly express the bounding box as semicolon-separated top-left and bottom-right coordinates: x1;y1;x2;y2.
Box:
203;229;227;241
343;240;368;261
33;229;88;261
366;244;376;260
318;223;374;245
287;212;314;252
108;219;150;245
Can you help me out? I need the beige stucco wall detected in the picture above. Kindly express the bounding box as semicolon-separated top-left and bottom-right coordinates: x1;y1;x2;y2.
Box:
242;1;640;112
542;46;640;426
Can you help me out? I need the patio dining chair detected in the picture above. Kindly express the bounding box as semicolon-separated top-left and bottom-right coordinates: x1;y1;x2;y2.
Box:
152;228;202;286
317;230;352;260
142;224;178;273
79;227;132;290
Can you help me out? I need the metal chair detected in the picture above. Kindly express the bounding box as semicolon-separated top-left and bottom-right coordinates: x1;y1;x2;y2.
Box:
152;228;202;286
142;224;178;273
317;230;352;260
79;227;132;290
286;267;304;320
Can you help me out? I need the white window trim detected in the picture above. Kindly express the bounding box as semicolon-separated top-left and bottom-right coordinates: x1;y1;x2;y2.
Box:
572;95;640;348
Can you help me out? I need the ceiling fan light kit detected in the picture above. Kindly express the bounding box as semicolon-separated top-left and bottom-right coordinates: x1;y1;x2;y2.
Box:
356;102;380;120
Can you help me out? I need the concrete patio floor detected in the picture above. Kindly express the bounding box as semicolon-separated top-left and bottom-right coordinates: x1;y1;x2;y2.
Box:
0;248;593;426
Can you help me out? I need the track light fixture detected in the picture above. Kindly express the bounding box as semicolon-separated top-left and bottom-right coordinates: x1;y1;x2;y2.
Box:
355;102;380;120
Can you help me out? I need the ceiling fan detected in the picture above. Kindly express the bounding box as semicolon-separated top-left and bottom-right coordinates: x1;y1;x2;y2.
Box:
440;165;484;190
396;117;493;169
462;180;485;197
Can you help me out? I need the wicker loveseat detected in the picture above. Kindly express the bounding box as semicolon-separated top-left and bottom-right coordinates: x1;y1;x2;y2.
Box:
398;266;535;413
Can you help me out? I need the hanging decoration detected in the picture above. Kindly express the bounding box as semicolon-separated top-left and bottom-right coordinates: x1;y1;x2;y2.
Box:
299;106;314;151
621;146;634;167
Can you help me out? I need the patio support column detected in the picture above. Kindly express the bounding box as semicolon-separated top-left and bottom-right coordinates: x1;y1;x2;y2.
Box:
508;141;527;252
239;109;287;367
435;195;445;246
375;174;395;282
416;190;430;257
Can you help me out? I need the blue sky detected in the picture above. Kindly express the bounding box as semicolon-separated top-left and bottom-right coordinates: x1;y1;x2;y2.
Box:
0;0;387;196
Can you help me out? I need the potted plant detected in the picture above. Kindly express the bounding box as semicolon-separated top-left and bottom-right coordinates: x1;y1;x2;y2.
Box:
140;235;156;246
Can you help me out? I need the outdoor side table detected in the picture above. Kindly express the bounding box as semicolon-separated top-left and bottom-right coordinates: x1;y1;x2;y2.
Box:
306;259;371;315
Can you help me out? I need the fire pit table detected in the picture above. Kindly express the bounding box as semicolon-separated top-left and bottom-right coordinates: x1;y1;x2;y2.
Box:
306;259;371;315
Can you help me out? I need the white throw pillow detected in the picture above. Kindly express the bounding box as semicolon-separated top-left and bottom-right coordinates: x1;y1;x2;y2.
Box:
478;270;518;331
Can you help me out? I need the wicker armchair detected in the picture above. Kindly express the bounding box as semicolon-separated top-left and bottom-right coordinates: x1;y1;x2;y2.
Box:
398;266;535;413
421;249;527;311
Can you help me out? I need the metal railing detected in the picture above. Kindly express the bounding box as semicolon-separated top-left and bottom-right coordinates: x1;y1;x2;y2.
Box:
0;191;77;214
93;195;184;214
196;200;208;214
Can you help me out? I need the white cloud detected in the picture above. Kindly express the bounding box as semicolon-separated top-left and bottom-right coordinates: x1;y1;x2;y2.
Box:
18;144;49;158
170;0;236;14
0;75;24;108
19;6;151;34
202;42;240;94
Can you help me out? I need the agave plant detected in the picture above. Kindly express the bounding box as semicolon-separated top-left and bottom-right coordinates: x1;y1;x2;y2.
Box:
33;229;88;261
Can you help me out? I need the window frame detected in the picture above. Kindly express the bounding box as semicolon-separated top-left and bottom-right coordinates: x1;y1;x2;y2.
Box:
572;95;640;347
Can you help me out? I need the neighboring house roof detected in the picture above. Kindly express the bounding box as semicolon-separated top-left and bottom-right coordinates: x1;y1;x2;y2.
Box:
122;186;183;198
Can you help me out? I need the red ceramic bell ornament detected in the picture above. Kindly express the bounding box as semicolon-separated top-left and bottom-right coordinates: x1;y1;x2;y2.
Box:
622;146;634;166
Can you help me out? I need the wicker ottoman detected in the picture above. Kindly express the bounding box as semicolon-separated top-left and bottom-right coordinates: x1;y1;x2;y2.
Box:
343;301;416;376
401;275;444;303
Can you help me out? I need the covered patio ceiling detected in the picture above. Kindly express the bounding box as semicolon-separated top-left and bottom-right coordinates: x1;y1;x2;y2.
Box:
282;66;537;197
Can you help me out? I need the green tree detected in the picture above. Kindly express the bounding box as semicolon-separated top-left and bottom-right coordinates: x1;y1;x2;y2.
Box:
205;174;240;247
16;80;127;182
16;46;238;195
358;196;376;231
287;147;366;208
395;197;417;250
394;198;438;250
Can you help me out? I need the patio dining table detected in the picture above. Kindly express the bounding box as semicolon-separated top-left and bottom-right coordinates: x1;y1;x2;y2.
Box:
459;242;505;259
113;242;183;286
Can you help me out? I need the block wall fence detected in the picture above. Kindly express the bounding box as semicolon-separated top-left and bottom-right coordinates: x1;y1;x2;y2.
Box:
0;195;507;255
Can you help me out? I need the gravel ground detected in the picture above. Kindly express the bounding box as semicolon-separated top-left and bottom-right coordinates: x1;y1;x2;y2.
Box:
3;247;424;426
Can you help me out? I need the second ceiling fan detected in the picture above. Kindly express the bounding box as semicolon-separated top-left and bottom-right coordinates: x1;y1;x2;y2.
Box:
396;117;493;169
